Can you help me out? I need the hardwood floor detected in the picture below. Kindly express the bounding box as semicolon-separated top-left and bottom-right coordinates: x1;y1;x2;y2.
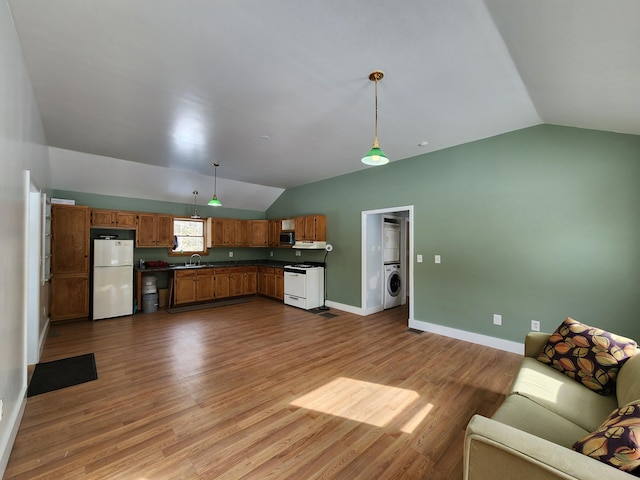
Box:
5;298;521;479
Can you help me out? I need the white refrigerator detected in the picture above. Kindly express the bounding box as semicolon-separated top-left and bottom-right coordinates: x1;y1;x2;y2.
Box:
93;239;134;320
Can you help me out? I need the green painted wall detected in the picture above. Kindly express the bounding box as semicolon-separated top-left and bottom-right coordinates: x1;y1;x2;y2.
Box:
267;125;640;341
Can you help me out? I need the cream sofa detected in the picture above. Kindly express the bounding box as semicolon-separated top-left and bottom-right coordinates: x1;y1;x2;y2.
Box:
464;331;640;480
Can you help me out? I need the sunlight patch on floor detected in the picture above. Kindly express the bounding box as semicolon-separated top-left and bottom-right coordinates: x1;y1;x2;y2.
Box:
291;377;432;433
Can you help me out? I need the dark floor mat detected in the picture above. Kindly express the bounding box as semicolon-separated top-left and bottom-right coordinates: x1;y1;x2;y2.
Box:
27;353;97;397
166;298;250;313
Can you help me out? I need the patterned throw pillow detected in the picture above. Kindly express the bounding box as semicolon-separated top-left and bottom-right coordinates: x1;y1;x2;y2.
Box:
573;399;640;472
537;317;637;395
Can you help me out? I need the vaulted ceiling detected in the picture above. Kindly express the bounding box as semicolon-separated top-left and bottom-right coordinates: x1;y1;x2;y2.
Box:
8;1;640;206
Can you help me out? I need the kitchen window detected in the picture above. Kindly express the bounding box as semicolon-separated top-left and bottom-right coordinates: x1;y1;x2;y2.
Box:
172;218;206;254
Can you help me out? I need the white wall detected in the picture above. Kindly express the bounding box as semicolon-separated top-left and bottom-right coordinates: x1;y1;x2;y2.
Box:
0;0;51;474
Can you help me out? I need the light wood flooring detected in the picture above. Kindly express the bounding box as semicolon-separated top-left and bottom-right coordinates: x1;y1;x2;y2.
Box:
5;297;521;479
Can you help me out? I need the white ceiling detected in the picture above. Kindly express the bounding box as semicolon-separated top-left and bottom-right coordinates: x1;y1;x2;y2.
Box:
8;1;640;203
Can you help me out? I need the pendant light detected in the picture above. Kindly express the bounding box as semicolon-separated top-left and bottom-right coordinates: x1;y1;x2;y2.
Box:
208;163;222;207
190;190;201;218
361;70;389;166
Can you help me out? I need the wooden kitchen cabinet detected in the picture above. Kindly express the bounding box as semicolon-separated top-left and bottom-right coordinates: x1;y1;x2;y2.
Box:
243;266;257;294
294;214;326;242
91;209;137;229
249;220;269;247
258;266;276;298
50;204;91;321
137;213;174;248
229;267;244;296
173;268;214;305
207;218;249;247
275;268;284;300
268;220;282;247
214;267;230;299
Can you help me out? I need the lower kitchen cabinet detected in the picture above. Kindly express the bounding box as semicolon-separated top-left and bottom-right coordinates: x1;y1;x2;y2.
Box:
50;275;89;321
214;268;230;299
275;268;284;300
243;266;257;295
174;269;214;305
229;267;244;297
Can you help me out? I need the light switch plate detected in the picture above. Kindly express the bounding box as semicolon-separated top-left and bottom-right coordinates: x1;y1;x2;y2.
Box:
417;254;423;263
493;314;502;326
434;255;441;264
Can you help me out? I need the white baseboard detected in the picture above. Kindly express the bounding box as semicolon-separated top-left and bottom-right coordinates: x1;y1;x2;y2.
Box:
409;318;524;354
0;392;27;478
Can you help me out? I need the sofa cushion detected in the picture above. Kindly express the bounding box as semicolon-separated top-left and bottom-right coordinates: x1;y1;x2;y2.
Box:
572;399;640;473
617;351;640;408
537;317;637;395
511;357;618;432
492;393;590;448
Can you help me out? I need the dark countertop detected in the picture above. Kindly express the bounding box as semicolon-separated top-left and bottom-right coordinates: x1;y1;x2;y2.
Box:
135;259;325;273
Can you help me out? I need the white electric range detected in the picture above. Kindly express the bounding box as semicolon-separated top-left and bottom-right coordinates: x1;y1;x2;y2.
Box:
283;264;324;310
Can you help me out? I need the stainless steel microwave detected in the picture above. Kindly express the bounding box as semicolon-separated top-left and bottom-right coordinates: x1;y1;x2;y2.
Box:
279;231;294;245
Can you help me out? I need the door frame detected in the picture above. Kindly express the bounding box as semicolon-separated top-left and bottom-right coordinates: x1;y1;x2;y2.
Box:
361;205;414;322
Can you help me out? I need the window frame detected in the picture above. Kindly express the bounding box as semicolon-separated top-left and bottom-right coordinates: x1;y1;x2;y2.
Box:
169;217;208;256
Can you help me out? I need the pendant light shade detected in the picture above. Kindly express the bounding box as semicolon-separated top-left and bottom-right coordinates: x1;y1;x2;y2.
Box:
362;71;389;166
208;163;222;207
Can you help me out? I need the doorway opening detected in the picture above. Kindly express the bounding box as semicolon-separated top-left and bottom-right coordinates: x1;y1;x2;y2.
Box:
361;206;414;323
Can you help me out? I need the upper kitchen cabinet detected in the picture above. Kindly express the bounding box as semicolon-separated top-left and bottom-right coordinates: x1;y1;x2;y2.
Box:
249;220;269;247
50;204;90;321
295;215;326;242
268;219;282;247
91;209;137;229
137;213;173;248
206;218;249;248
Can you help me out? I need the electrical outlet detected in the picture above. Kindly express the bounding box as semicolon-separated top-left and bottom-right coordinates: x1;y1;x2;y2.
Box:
531;320;540;332
417;254;423;263
228;251;233;258
295;250;301;257
270;251;273;257
493;314;502;326
434;254;441;264
0;398;3;421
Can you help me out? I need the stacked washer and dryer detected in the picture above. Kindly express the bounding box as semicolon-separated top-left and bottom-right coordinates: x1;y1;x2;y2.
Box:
383;218;403;309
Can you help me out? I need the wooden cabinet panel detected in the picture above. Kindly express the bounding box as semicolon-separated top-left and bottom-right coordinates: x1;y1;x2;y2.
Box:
249;220;269;247
243;267;257;294
91;209;116;228
268;220;281;247
295;215;326;242
51;205;90;321
50;275;89;321
91;209;138;229
156;214;174;247
136;213;157;247
174;270;197;305
275;268;284;300
174;269;215;304
137;213;173;247
229;267;244;296
214;268;230;299
51;205;90;275
196;269;215;302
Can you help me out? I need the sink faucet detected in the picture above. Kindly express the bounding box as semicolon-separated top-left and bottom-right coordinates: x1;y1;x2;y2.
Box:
189;253;201;266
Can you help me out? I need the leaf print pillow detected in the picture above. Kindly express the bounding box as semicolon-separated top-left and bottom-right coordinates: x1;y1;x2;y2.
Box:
573;399;640;472
537;317;637;395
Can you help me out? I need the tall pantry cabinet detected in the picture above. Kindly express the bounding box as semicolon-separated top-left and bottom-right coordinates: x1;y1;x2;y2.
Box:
50;204;91;321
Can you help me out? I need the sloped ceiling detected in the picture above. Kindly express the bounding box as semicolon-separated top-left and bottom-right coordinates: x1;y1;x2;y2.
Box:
8;1;640;209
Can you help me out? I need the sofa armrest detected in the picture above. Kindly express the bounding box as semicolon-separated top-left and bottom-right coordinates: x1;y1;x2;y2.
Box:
464;415;633;480
524;332;552;358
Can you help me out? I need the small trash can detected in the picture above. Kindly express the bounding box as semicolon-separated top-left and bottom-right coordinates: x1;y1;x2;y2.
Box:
142;292;159;313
